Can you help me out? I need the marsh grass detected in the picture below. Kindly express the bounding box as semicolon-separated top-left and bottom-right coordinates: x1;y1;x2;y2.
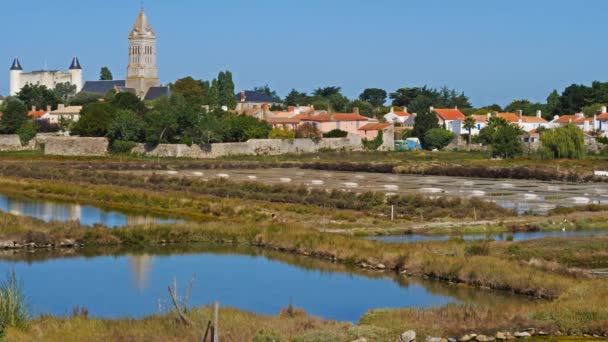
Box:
0;271;28;330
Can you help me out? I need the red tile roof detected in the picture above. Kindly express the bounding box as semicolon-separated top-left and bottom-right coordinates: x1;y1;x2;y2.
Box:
520;116;548;123
433;108;465;121
358;122;392;131
574;117;593;124
553;115;580;124
28;110;47;118
598;113;608;120
394;111;411;117
300;113;370;122
266;118;301;125
471;114;488;123
497;113;520;123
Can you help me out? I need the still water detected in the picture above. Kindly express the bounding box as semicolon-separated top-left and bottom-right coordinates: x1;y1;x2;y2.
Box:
0;245;528;322
0;193;179;228
369;230;608;244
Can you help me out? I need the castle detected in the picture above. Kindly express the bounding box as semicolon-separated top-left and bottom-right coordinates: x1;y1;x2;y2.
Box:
9;57;83;96
81;9;169;100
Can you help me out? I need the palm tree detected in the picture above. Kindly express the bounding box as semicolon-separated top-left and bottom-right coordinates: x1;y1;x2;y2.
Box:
463;115;476;145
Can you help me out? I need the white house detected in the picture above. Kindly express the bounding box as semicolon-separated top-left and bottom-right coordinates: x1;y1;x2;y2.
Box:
46;105;82;124
384;106;412;124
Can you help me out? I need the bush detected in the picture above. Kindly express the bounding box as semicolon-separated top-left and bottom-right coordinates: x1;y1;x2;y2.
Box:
109;140;137;154
16;121;37;145
539;124;585;159
0;271;29;330
491;124;523;159
363;131;384;150
423;128;453;150
323;129;348;138
295;123;322;142
268;127;295;140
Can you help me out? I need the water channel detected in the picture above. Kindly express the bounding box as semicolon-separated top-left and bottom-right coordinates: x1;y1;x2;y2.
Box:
0;193;179;228
127;168;608;215
369;230;608;244
0;245;531;322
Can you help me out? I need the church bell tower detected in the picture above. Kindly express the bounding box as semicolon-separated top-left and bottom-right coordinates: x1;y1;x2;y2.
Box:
126;9;160;98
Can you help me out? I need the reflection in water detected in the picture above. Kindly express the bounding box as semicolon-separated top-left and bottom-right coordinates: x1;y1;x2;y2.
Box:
129;254;153;291
369;230;608;244
0;244;531;322
0;194;180;228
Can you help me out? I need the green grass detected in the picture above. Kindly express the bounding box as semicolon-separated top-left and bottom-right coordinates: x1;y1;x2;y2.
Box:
0;271;29;331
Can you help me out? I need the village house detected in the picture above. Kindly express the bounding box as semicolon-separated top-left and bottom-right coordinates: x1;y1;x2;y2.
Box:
28;106;51;120
432;107;466;134
358;122;392;140
551;113;593;132
383;106;411;125
235;90;282;114
46;104;82;124
297;109;373;136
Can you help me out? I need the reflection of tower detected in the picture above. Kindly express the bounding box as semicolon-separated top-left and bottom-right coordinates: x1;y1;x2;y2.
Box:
126;215;155;226
129;254;153;291
69;204;81;223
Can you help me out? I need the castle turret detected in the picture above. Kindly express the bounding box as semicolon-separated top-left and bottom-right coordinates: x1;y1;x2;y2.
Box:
126;9;160;98
69;57;83;92
9;58;23;96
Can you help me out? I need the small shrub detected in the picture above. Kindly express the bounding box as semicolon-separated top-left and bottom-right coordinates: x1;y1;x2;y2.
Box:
268;127;295;141
109;140;137;154
423;128;453;150
17;121;38;145
363;131;383;150
323;129;348;138
465;241;490;256
0;271;29;330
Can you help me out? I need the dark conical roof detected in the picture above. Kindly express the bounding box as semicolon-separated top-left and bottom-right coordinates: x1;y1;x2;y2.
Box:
10;58;23;71
69;57;82;70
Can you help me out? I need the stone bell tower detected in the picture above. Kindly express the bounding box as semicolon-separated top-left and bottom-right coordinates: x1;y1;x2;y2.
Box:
126;9;160;98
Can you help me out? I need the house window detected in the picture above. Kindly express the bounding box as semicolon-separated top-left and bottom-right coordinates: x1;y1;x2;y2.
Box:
477;124;481;130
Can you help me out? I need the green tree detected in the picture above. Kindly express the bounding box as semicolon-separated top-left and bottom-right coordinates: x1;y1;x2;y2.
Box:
16;84;61;111
54;82;77;102
323;129;348;138
423;128;453;150
491;124;523;159
207;79;220;109
582;103;604;117
171;77;207;107
110;92;146;113
347;100;374;118
143;95;200;145
539;124;585;159
220;114;271;142
546;90;561;117
478;116;509;145
71;102;117;137
100;67;113;81
359;88;387;108
284;89;309;106
107;109;145;142
217;71;236;110
412;109;439;138
0;98;28;134
313;86;342;98
70;92;102;106
560;84;593;114
463;115;476;145
295;123;322;142
16;121;38;145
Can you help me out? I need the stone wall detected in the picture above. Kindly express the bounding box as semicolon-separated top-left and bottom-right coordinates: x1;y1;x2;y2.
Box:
44;137;109;156
132;134;364;158
0;135;22;151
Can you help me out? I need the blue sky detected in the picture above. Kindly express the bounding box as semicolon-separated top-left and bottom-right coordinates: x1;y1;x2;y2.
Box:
1;0;605;107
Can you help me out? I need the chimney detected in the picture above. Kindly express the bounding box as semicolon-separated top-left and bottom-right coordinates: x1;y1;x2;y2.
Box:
486;113;491;120
330;113;335;121
429;106;435;112
58;104;65;110
240;91;246;102
353;107;360;115
553;115;559;122
594;114;598;131
389;106;394;113
454;106;458;110
31;105;36;112
516;110;523;118
602;106;607;114
262;103;270;120
403;106;407;113
536;110;542;118
46;105;52;113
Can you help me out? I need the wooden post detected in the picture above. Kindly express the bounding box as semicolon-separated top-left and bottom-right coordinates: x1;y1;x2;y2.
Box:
213;301;219;342
391;205;394;221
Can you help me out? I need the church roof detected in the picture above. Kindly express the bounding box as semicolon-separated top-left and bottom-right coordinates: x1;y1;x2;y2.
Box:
130;9;155;38
10;58;22;71
81;80;126;94
69;57;82;70
236;90;279;104
144;86;171;101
